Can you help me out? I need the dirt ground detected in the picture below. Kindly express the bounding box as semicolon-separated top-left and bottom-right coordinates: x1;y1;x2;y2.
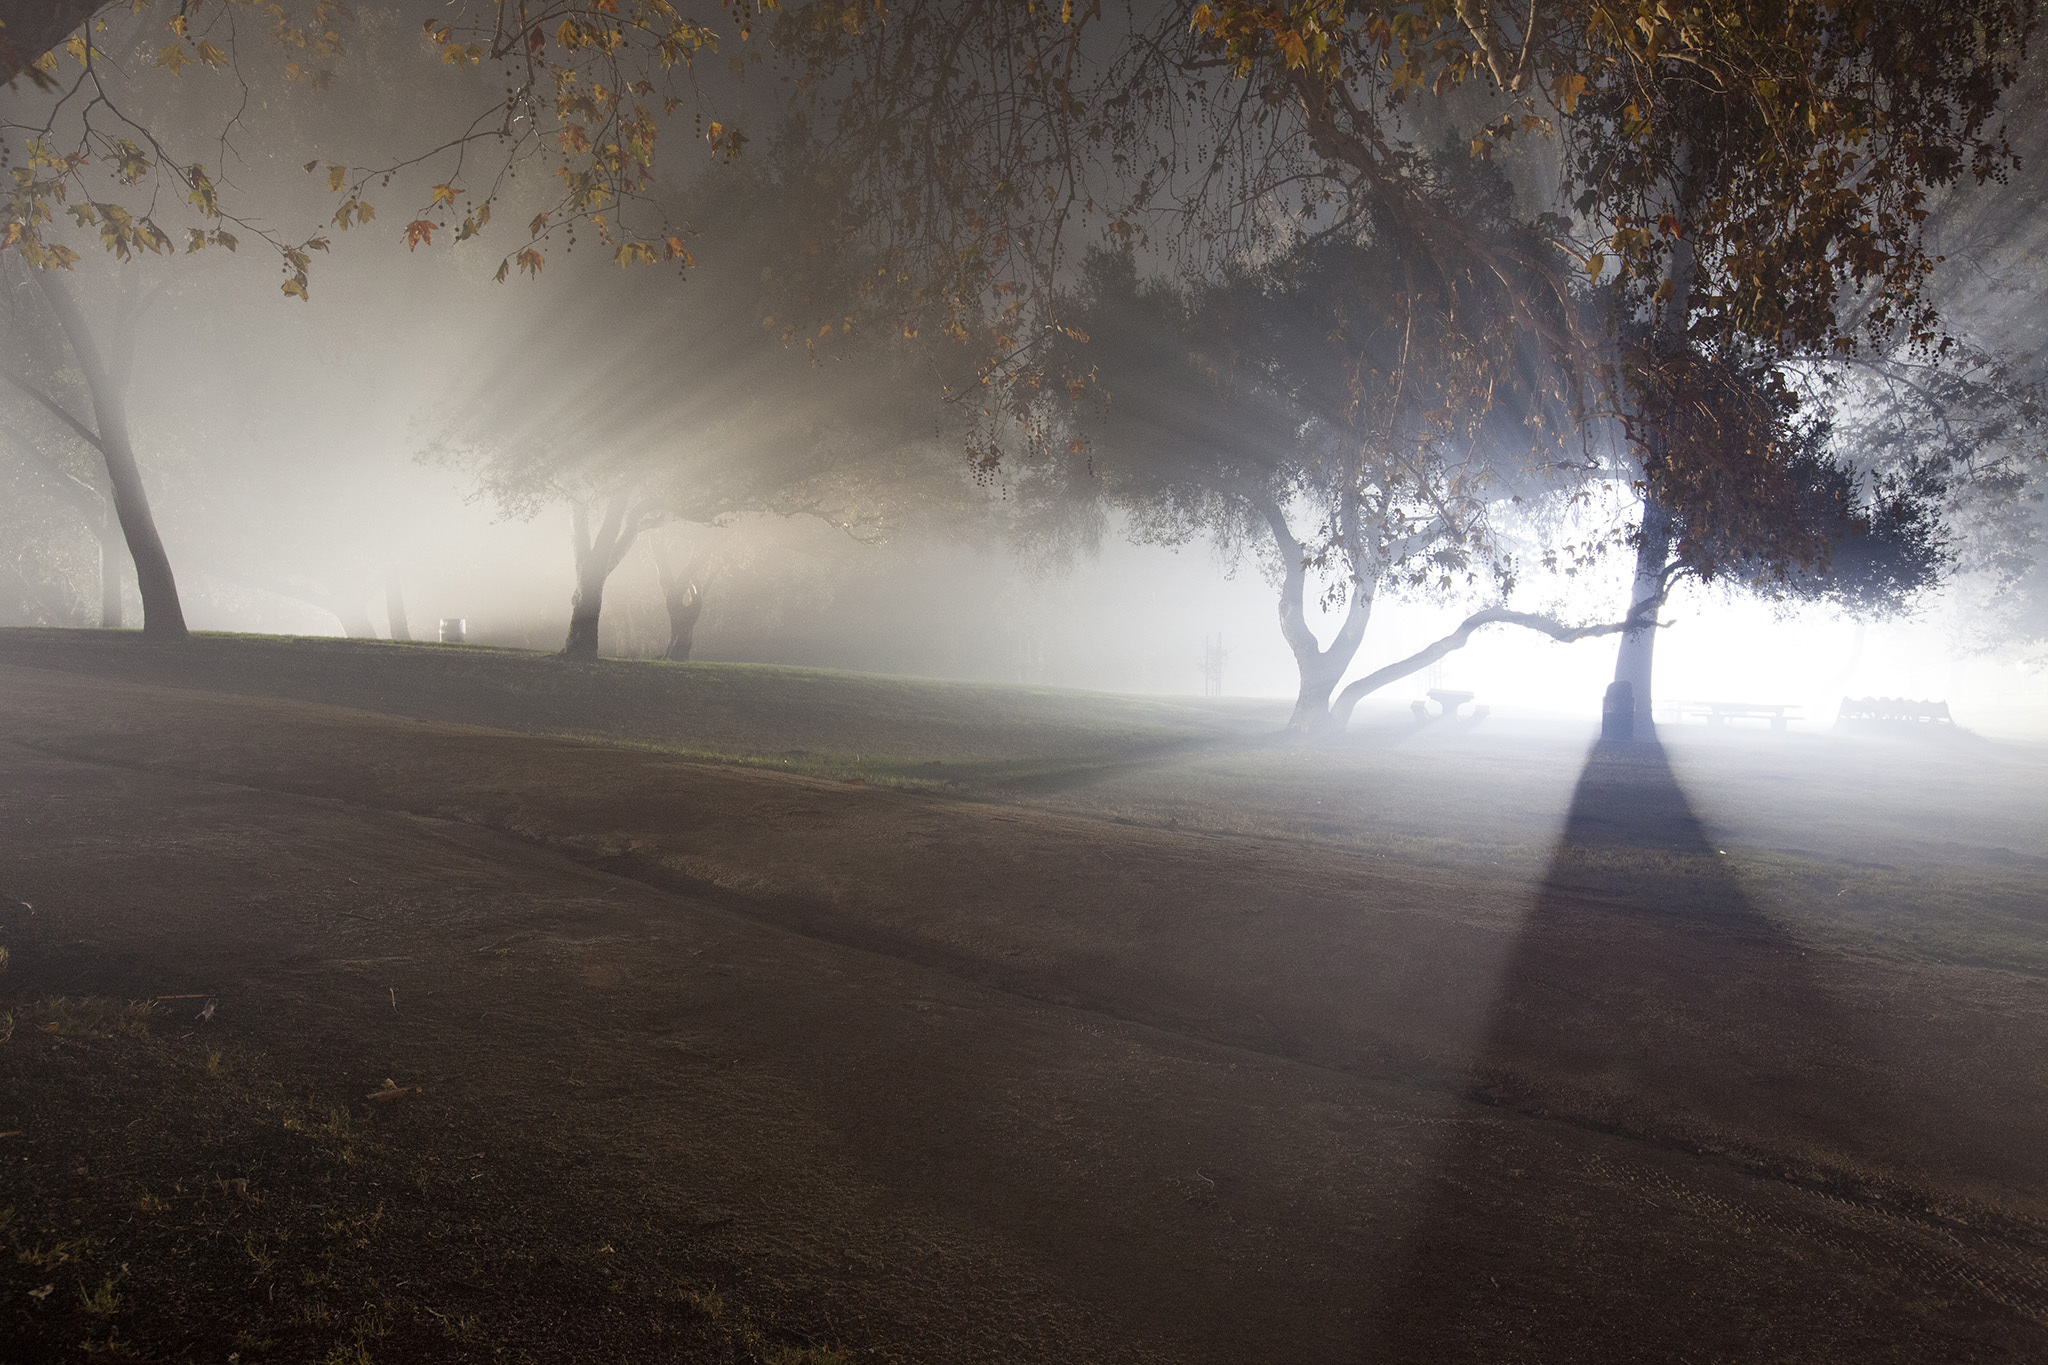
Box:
2;632;2046;1363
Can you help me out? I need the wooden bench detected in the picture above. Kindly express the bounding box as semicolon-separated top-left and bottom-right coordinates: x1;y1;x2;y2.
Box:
1656;700;1801;731
1837;697;1953;725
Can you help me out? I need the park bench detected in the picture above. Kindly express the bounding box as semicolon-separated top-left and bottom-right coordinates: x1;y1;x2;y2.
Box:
1837;696;1954;725
1655;700;1801;731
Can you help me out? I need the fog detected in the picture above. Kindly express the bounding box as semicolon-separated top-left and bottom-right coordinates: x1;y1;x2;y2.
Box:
5;230;2044;736
10;8;2048;1360
3;4;2044;742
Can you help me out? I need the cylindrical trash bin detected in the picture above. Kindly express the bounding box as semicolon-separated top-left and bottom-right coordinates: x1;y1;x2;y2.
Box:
438;617;466;644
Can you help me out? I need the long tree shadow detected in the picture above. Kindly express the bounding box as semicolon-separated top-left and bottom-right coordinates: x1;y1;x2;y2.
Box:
1356;734;1924;1362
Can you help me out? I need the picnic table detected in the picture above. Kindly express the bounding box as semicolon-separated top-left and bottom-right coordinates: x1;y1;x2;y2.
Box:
1411;689;1488;723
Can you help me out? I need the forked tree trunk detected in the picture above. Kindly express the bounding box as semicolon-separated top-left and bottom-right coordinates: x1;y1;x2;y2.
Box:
563;487;656;660
650;538;711;663
385;572;412;642
662;585;703;661
1254;497;1374;735
35;272;186;640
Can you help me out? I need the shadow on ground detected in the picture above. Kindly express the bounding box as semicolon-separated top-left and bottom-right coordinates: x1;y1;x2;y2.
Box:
1355;734;1978;1362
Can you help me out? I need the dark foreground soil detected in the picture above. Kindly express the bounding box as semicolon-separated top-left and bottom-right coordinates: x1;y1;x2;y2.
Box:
2;633;2047;1363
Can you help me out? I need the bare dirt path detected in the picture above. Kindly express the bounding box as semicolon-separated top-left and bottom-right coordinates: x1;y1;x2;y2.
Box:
3;654;2047;1362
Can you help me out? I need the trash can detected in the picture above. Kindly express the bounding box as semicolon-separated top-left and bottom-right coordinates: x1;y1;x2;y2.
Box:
438;617;466;644
1601;680;1634;741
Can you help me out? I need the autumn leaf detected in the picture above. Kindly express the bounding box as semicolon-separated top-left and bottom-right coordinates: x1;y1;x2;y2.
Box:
1552;72;1589;116
282;276;309;301
327;165;347;193
404;219;435;251
156;44;188;75
516;248;546;277
430;184;458;209
529;213;549;237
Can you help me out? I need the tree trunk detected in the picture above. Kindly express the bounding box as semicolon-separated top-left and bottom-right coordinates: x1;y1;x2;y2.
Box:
562;488;651;660
650;538;711;663
35;272;187;640
1606;494;1673;740
335;600;379;639
96;524;122;629
662;586;703;661
1605;165;1696;729
385;572;412;642
563;581;604;659
1254;497;1373;735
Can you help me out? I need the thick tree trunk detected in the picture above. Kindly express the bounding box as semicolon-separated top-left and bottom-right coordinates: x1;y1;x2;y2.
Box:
384;573;412;642
562;488;653;660
563;590;604;659
35;273;187;640
1255;496;1373;736
0;1;105;84
96;525;122;628
1606;495;1673;739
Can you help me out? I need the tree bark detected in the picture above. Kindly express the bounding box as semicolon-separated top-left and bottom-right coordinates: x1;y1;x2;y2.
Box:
0;0;104;85
97;525;122;628
1254;496;1374;734
563;487;657;660
34;272;187;640
385;572;412;642
1605;165;1697;732
1607;494;1673;739
650;539;711;663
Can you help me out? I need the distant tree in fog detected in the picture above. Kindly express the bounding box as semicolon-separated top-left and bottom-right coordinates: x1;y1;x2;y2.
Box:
422;163;983;662
0;262;184;636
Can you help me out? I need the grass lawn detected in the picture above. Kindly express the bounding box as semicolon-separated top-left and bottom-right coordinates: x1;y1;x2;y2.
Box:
3;628;2046;1363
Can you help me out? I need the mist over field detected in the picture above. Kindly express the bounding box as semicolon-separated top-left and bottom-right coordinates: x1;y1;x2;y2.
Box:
3;226;2039;734
4;3;2048;1363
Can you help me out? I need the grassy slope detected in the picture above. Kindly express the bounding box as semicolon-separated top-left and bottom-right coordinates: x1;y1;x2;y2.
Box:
3;628;2045;974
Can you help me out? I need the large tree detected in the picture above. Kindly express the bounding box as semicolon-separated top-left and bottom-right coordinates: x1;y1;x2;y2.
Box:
1044;177;1652;732
788;0;2037;727
0;261;185;636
